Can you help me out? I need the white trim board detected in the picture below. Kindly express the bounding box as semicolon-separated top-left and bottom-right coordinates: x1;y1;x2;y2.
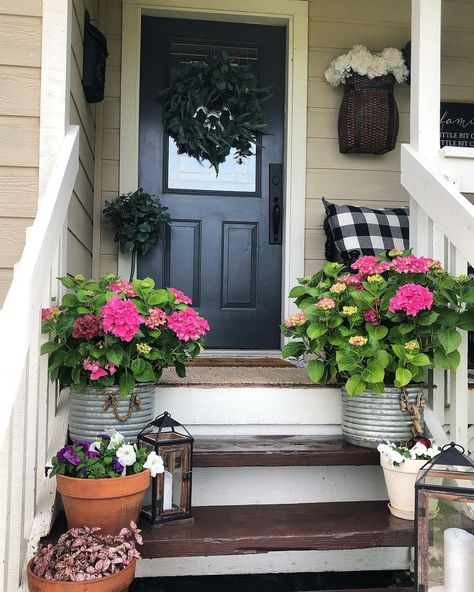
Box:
120;0;309;345
136;547;411;577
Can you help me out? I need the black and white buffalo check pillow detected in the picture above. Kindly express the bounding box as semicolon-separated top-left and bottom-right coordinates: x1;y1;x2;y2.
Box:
323;198;409;264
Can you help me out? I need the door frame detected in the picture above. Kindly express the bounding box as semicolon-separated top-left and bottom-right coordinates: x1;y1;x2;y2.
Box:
119;0;309;347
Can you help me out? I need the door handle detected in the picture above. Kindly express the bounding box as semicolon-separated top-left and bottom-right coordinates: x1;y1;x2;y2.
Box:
269;163;282;244
272;203;281;242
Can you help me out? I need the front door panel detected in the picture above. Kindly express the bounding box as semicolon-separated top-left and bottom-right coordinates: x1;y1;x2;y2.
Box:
138;17;286;349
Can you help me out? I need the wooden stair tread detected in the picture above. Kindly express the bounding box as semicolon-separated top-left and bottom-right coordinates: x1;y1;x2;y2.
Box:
193;435;380;467
140;501;413;558
311;589;413;592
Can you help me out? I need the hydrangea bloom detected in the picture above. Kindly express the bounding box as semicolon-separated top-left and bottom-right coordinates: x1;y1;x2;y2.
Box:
102;296;144;342
363;309;379;326
41;306;61;321
107;280;137;297
392;255;430;274
284;313;307;328
168;287;193;305
329;282;347;294
144;307;167;329
167;308;210;341
315;297;336;310
82;359;108;380
342;306;358;316
389;283;434;316
351;256;392;276
348;335;368;346
72;314;102;340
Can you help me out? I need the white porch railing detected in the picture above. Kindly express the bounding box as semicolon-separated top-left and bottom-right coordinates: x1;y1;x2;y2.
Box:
402;0;474;455
401;145;474;454
0;126;79;591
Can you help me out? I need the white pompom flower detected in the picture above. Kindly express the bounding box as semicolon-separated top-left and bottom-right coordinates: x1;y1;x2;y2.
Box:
116;444;137;467
143;451;165;478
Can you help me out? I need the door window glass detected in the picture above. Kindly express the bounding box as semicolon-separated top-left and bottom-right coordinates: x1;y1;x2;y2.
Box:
165;41;259;194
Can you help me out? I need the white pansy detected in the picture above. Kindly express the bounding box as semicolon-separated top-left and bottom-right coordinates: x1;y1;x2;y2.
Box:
116;444;137;467
105;428;125;450
143;451;165;478
89;441;102;454
378;439;439;466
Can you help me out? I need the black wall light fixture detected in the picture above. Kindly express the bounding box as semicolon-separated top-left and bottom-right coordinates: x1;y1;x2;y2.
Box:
82;10;108;103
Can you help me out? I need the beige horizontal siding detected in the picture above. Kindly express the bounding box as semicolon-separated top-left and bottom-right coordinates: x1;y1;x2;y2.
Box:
67;0;99;279
96;0;121;276
0;1;41;305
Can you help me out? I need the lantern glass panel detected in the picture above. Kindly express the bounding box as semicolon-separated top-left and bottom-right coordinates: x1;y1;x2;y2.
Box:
160;448;185;513
418;491;474;592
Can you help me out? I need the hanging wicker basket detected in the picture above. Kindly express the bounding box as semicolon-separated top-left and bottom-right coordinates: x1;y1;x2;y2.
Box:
338;73;399;154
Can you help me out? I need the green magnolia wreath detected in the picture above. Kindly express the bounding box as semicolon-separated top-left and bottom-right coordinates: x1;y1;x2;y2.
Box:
162;52;272;174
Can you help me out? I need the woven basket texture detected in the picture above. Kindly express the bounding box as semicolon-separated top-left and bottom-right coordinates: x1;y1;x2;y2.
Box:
338;73;399;154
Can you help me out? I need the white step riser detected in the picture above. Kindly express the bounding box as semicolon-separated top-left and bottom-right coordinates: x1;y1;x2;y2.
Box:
191;465;387;506
137;547;411;578
154;386;341;434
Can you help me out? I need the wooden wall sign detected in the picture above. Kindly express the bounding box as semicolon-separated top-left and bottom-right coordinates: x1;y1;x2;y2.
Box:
440;101;474;148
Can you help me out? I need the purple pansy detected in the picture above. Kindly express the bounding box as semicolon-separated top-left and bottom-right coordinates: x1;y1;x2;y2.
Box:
57;446;81;465
113;458;124;473
98;434;111;440
72;440;90;451
86;449;101;458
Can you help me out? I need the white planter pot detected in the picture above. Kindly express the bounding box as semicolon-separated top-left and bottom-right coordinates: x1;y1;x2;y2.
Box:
380;455;427;520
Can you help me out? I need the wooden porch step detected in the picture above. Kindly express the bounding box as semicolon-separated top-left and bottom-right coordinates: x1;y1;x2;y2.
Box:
140;501;413;559
193;435;380;467
310;589;413;592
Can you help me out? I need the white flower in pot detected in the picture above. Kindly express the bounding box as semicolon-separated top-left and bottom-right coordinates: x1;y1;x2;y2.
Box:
378;437;440;520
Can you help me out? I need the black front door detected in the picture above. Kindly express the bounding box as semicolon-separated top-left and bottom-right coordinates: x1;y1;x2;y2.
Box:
138;16;286;349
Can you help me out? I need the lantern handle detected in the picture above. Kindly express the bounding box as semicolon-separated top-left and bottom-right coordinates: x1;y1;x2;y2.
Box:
442;442;466;454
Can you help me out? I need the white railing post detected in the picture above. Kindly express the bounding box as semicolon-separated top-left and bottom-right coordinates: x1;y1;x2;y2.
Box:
410;0;441;156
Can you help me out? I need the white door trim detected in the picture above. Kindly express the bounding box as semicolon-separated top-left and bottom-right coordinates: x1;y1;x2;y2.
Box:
120;0;308;342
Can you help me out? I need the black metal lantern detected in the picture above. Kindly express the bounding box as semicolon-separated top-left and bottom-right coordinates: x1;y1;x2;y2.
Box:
415;442;474;592
137;412;194;526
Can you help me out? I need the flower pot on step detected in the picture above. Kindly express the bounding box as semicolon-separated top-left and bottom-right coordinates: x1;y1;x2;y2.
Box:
341;384;424;449
27;558;136;592
68;383;155;442
57;470;150;535
380;454;438;520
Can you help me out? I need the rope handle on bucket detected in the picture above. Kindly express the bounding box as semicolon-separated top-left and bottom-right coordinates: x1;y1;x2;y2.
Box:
102;393;143;422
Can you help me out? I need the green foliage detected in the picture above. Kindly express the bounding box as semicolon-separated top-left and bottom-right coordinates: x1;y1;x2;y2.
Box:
281;252;474;396
103;189;170;281
161;51;273;174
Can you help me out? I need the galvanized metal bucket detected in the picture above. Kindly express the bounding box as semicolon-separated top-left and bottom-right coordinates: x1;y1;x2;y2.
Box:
68;383;156;442
341;385;424;449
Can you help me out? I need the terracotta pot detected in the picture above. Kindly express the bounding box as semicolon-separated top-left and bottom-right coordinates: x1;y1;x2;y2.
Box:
27;558;136;592
57;470;150;535
380;455;438;520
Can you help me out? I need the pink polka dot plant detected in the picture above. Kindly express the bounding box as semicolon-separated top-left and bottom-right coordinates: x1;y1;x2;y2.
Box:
282;251;474;396
41;274;210;396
